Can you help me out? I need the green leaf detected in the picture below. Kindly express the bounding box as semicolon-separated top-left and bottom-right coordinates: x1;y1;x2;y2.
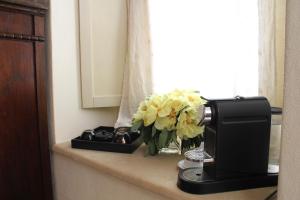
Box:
148;139;157;155
154;133;159;147
152;125;157;137
165;131;173;146
141;125;152;144
171;131;177;142
159;129;169;149
131;120;143;132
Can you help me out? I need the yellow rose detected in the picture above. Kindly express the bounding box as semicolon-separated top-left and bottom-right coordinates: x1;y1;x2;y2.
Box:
143;104;158;126
148;94;164;108
186;92;206;107
132;90;206;134
141;95;165;126
167;89;205;108
168;89;188;97
177;123;204;139
133;101;147;123
154;116;176;131
176;107;204;139
171;97;188;112
157;97;172;117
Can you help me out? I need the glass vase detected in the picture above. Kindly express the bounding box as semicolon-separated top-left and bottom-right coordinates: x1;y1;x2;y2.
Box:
159;140;181;155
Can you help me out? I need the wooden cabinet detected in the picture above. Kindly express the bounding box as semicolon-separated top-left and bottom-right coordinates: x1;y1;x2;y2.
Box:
0;0;48;9
0;2;52;200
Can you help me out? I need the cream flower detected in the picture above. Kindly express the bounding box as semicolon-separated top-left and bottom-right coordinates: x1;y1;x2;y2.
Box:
132;90;205;137
154;116;176;131
176;107;204;139
133;101;147;123
132;89;206;156
143;104;158;126
185;92;206;107
142;94;165;126
157;97;172;117
167;89;205;108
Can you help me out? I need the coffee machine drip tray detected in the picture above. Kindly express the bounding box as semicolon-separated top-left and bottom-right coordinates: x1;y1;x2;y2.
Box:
177;168;278;194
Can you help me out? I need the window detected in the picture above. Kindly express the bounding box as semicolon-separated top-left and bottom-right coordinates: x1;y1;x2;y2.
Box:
149;0;259;99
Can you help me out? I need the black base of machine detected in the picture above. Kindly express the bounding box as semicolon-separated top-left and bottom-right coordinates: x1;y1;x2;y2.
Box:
177;168;278;194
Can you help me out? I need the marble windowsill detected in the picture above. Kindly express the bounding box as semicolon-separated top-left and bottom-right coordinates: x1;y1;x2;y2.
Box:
52;142;275;200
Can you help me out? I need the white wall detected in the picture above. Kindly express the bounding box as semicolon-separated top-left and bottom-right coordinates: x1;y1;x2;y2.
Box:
53;154;170;200
278;0;300;199
48;0;119;144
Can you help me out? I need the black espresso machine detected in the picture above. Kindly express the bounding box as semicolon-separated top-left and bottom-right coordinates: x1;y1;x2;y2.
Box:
177;96;280;194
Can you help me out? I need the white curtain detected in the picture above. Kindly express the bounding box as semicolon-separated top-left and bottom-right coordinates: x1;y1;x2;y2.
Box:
258;0;276;105
258;0;285;107
258;0;286;165
115;0;153;128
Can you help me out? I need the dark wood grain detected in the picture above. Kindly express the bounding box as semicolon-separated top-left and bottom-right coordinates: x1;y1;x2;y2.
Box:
34;15;44;36
0;0;49;9
0;40;44;200
0;2;52;200
35;41;53;200
0;9;33;35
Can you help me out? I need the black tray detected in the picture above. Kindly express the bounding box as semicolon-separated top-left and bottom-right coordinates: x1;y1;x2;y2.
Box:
71;126;143;153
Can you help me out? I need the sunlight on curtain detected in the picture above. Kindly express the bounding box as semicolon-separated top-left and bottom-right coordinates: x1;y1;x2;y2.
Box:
149;0;259;99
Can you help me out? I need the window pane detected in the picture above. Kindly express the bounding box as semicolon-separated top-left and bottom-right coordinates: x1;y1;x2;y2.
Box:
149;0;258;98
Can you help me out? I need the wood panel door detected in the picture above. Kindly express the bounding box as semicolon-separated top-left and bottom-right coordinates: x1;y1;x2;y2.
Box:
0;3;52;200
0;39;45;200
0;0;49;9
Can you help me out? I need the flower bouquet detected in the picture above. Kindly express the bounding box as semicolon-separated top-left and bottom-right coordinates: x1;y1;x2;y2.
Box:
131;90;206;155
